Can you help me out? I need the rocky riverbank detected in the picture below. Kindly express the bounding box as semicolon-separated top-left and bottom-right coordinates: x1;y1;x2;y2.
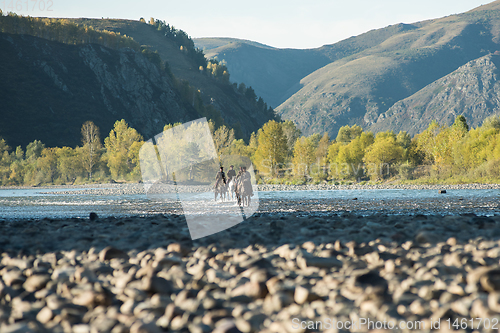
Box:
4;182;500;197
2;212;500;332
257;183;500;192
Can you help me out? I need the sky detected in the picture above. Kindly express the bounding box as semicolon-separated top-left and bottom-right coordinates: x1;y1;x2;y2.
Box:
7;0;496;49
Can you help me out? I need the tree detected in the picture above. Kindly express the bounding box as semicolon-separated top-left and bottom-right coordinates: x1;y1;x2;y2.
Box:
334;134;372;180
229;139;252;158
244;86;257;101
363;132;404;180
336;124;363;143
249;132;258;153
483;115;500;130
212;125;235;158
25;140;45;162
309;133;331;180
238;83;246;94
281;120;302;156
291;137;316;178
104;120;144;181
253;120;288;177
396;131;411;149
315;133;330;162
2;145;25;185
0;138;11;185
414;120;442;165
0;138;9;155
453;121;500;175
81;121;102;180
453;115;469;132
327;141;341;167
33;148;58;185
57;147;83;184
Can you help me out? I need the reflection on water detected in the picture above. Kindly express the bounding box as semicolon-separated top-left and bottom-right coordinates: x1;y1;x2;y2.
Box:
0;188;499;220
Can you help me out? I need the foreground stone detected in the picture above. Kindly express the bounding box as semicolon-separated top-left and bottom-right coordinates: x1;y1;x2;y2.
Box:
1;213;500;332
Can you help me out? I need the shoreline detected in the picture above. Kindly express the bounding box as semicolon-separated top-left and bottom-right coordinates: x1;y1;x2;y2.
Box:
1;182;500;192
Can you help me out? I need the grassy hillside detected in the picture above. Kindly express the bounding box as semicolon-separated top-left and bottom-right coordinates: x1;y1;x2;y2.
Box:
370;53;500;135
276;1;500;137
0;14;278;148
194;38;332;107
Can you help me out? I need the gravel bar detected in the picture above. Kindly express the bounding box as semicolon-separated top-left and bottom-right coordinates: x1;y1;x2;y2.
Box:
2;212;500;332
5;182;498;197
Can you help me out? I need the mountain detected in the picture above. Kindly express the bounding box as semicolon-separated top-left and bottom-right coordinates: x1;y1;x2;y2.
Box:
194;2;500;137
194;38;332;107
371;53;500;135
0;16;277;148
276;1;500;137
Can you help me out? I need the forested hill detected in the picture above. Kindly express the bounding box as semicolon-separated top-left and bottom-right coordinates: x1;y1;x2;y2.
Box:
0;15;277;148
67;18;276;136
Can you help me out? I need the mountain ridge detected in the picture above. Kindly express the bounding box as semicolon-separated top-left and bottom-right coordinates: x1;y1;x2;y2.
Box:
194;38;332;107
196;1;500;137
276;1;500;137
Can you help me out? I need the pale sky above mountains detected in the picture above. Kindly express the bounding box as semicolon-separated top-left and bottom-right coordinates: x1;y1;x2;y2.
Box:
26;0;495;49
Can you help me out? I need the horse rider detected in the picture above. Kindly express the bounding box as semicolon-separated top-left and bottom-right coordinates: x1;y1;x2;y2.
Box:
235;166;244;187
227;165;236;182
241;166;253;196
215;166;226;188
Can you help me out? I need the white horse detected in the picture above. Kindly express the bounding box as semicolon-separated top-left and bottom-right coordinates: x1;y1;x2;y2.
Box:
227;178;236;201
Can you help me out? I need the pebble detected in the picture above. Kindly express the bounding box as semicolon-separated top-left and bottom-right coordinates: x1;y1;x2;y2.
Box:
294;285;309;305
296;255;342;269
142;276;173;294
23;274;50;292
1;211;500;332
36;307;53;324
99;247;130;261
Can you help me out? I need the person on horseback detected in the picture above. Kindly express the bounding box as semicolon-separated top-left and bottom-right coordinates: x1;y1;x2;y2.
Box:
215;166;226;188
233;166;242;189
214;166;227;201
227;165;236;182
241;166;253;197
235;166;253;206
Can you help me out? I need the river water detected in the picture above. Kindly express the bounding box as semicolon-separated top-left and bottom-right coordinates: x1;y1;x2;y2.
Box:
0;187;499;220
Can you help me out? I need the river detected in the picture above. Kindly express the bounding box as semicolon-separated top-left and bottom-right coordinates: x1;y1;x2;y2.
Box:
0;186;499;220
